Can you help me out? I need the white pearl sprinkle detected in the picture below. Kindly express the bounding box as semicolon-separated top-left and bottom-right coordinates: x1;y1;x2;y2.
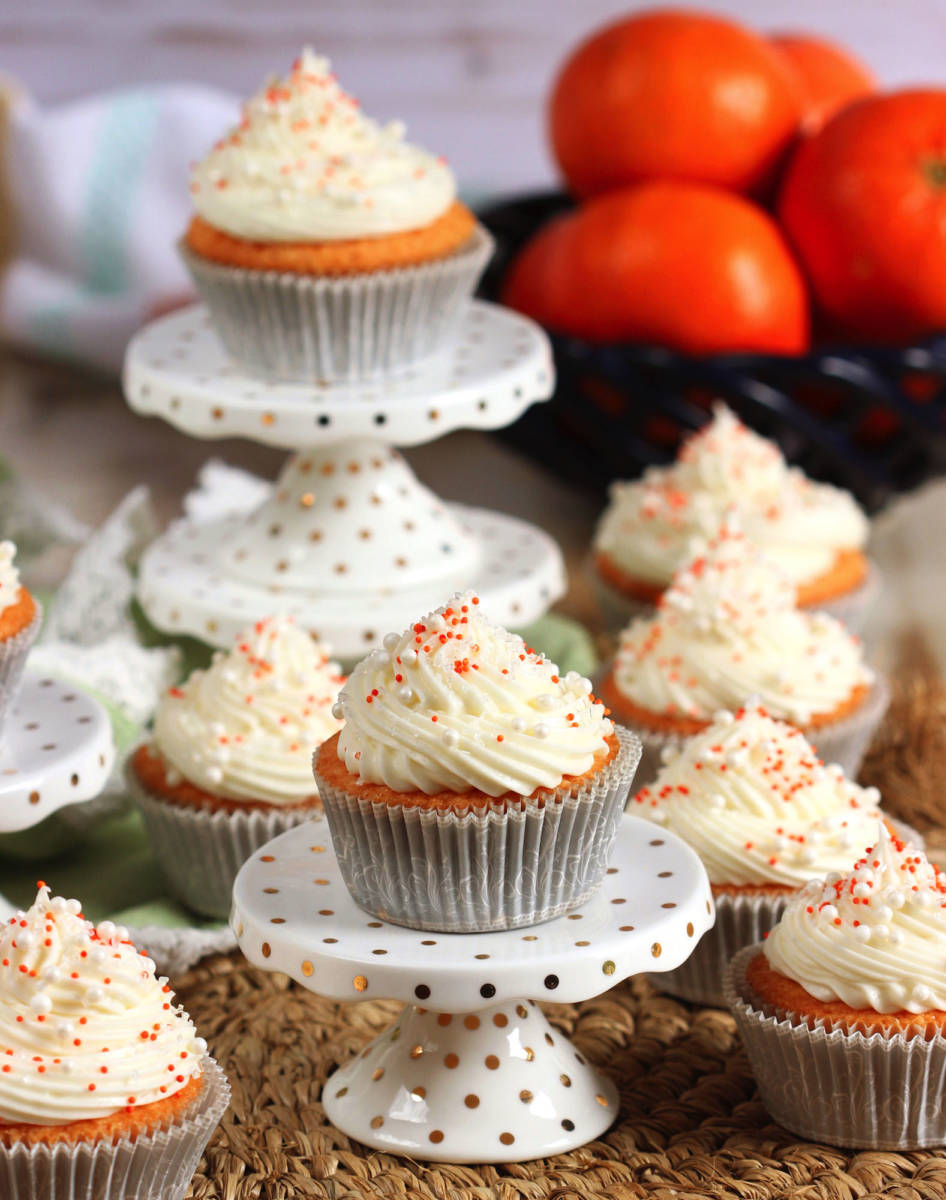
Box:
97;921;116;941
913;890;933;910
206;766;224;785
875;905;893;923
29;992;52;1014
852;882;871;899
442;729;458;748
824;871;842;885
853;924;871;942
872;924;890;943
86;985;104;1004
383;632;400;651
533;724;550;739
535;694;556;711
713;710;734;725
511;717;525;732
331;702;344;721
708;793;725;811
42;967;61;984
821;904;838;921
397;685;413;704
66;899;81;915
888;928;904;945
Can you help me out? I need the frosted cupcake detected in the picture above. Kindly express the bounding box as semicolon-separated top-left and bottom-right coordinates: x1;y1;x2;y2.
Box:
593;404;874;632
313;592;642;931
598;523;887;787
727;826;946;1148
0;883;228;1198
631;700;886;1006
129;615;344;918
182;48;492;380
0;541;42;739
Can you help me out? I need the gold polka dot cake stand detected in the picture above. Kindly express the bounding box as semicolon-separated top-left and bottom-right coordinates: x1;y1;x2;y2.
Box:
231;813;714;1163
0;673;116;847
123;301;564;662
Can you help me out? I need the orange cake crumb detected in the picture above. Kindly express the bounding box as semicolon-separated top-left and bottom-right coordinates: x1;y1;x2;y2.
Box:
0;588;36;641
185;201;477;275
598;670;868;737
132;743;321;815
0;1073;203;1148
745;951;946;1040
314;730;620;813
597;547;868;611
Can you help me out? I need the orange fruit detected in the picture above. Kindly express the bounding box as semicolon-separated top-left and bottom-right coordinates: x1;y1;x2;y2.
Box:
779;89;946;342
770;33;874;132
549;9;803;199
502;182;810;355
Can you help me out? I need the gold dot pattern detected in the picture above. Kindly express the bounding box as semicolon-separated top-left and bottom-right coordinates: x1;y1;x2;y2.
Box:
301;961;314;977
485;1055;500;1070
464;1094;479;1108
429;1130;444;1144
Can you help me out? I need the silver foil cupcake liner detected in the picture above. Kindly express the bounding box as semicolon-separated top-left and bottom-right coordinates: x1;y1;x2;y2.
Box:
180;225;494;382
592;560;880;639
127;761;323;919
650;888;790;1008
0;602;42;741
621;673;890;791
725;944;946;1149
0;1055;229;1200
314;725;642;932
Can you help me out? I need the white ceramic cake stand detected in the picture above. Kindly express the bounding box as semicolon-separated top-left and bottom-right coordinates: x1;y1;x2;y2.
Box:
231;813;714;1163
0;673;115;833
123;301;565;658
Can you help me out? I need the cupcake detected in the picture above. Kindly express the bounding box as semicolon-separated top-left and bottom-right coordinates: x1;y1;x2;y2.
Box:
593;404;874;632
0;883;228;1198
726;826;946;1148
313;592;642;931
128;615;344;919
630;700;886;1006
598;522;887;788
0;541;42;738
182;48;493;381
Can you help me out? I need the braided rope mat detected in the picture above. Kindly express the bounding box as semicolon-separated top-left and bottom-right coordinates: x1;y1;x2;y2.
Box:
174;672;946;1199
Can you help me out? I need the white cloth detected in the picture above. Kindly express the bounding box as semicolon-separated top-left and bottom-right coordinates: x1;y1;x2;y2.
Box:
0;81;239;371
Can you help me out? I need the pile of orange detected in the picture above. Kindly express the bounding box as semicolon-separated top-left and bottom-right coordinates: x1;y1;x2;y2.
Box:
503;8;946;353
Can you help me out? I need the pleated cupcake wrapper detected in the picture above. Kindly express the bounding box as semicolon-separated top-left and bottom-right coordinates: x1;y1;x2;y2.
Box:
0;1056;229;1200
180;225;494;383
592;559;880;640
725;944;946;1149
625;673;890;792
127;762;323;919
650;888;791;1008
315;725;642;932
0;602;42;742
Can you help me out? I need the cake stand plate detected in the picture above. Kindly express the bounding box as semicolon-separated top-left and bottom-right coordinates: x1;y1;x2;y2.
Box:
232;814;714;1162
137;502;565;657
0;674;116;833
124;301;553;449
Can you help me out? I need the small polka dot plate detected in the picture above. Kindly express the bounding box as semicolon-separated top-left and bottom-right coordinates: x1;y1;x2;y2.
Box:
231;813;713;1162
0;674;116;833
124;300;553;450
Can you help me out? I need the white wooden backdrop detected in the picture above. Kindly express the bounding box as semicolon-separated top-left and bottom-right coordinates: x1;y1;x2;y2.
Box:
4;0;946;193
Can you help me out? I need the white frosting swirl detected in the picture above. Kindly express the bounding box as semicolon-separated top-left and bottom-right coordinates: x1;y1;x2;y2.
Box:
0;885;205;1125
594;405;868;588
190;48;456;241
334;593;614;796
153;615;344;805
0;541;22;617
613;524;872;725
630;702;883;886
764;825;946;1013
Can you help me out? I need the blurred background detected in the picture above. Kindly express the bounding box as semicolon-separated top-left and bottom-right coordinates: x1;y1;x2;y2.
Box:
5;0;946;195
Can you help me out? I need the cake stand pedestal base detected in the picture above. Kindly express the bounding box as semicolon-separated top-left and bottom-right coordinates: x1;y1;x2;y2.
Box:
323;998;618;1163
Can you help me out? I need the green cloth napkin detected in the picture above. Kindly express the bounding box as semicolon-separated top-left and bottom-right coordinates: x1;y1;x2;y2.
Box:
0;612;598;927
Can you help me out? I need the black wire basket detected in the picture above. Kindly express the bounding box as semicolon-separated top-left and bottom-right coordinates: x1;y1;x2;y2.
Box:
476;191;946;515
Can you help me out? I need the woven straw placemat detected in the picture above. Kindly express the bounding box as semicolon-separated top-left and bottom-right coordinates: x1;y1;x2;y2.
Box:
175;672;946;1199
